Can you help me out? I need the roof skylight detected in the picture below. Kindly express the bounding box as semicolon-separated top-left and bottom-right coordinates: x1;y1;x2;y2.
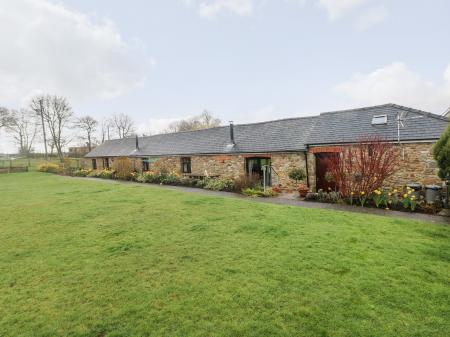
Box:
371;115;387;125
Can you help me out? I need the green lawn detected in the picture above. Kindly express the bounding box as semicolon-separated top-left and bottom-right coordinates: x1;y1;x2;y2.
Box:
0;173;449;337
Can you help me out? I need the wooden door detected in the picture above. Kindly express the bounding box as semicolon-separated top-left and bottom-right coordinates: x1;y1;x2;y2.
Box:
315;153;338;191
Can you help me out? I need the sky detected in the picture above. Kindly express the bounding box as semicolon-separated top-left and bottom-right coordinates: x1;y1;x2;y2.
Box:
0;0;450;153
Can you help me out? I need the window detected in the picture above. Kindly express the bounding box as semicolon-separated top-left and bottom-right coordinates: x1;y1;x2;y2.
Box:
92;159;97;170
103;158;110;169
142;158;150;171
181;157;191;174
371;115;387;125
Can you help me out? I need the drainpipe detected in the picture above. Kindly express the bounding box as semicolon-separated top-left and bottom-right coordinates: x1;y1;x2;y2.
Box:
304;147;310;189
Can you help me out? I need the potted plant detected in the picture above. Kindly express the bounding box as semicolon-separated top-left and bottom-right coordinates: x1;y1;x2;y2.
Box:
298;183;309;197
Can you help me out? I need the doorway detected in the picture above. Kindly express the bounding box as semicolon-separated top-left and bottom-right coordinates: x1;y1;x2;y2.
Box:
315;153;338;191
246;157;271;186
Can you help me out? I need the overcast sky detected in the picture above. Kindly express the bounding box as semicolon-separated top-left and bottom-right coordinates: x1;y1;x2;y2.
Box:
1;0;450;153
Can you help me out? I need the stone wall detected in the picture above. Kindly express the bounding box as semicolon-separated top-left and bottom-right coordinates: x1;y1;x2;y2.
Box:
270;153;308;190
387;142;441;186
83;142;439;191
308;142;441;191
90;153;310;190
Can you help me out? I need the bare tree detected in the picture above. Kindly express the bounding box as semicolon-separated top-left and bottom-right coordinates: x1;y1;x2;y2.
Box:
100;118;112;143
5;109;38;156
166;110;221;133
110;113;135;139
0;107;12;129
29;95;50;160
43;95;74;162
76;116;98;151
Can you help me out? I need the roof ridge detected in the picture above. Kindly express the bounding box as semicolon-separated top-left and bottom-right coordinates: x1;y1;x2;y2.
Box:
318;103;448;121
114;115;320;142
388;103;449;121
319;103;397;116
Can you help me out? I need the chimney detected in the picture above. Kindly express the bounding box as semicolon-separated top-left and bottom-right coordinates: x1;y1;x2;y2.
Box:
229;121;235;144
135;134;139;150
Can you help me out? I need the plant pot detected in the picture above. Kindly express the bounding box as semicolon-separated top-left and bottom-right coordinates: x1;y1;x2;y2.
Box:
298;188;309;198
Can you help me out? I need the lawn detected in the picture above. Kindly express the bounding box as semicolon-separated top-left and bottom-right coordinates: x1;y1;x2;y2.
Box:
0;173;449;337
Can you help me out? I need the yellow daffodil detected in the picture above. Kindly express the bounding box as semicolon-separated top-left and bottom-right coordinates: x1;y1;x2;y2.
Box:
403;194;408;198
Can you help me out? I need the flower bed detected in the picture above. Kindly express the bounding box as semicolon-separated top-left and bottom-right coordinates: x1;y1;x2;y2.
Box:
304;186;444;214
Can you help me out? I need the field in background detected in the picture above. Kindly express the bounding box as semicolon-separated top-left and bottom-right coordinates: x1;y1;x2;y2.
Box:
0;172;449;337
0;157;82;171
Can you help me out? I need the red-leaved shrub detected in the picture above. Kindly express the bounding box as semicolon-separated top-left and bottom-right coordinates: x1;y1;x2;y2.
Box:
326;137;398;197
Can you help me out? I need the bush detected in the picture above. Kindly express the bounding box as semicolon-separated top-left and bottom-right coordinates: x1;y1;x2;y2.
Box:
288;168;306;182
88;169;115;179
178;177;199;187
112;157;133;180
234;174;260;192
242;187;279;197
203;177;235;192
38;163;61;174
326;137;398;198
433;124;450;179
159;173;180;185
73;168;91;177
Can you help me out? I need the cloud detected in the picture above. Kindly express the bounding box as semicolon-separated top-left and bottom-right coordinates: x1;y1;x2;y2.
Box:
334;62;450;113
189;0;255;18
0;0;152;106
186;0;387;29
355;6;388;31
316;0;367;20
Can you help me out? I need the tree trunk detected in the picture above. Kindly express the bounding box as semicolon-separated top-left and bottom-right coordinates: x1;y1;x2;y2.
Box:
39;111;48;161
87;134;92;151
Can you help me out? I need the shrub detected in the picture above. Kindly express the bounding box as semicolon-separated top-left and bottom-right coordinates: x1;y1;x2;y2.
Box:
326;136;398;198
94;169;115;179
288;168;306;182
234;174;260;192
433;124;450;180
242;187;279;197
73;168;91;177
178;177;199;187
329;191;341;203
203;177;235;192
112;157;133;180
159;173;180;185
38;163;61;174
305;192;318;201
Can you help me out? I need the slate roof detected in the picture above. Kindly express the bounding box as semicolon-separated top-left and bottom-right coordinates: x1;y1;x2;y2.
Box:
307;104;448;145
85;104;448;158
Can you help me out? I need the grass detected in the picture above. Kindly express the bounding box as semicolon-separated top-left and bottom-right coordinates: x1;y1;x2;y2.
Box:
0;172;449;337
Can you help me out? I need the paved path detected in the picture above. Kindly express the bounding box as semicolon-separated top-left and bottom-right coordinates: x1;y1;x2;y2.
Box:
71;176;449;225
